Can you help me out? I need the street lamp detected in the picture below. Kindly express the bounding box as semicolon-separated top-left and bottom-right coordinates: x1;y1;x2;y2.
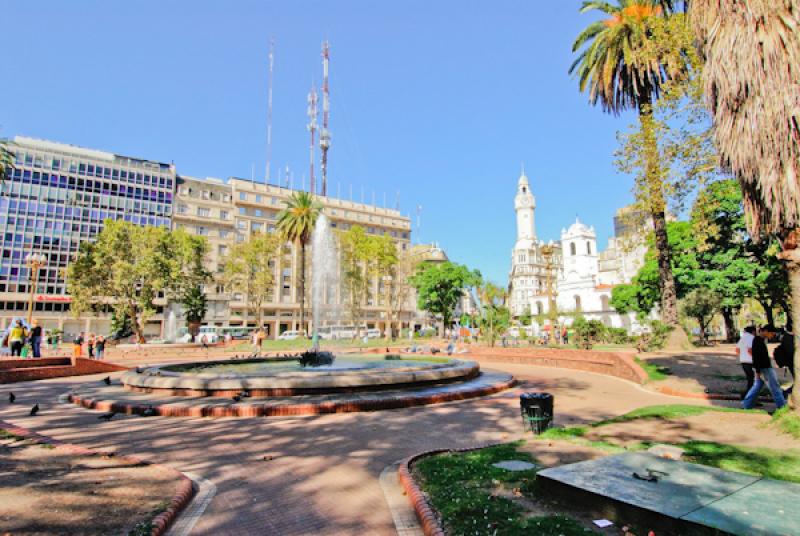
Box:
26;252;47;325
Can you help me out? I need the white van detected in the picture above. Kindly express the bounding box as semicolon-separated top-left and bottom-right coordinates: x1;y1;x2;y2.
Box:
316;325;357;340
278;330;302;340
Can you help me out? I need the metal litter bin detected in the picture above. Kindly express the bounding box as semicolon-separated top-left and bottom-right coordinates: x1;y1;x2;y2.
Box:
520;392;553;434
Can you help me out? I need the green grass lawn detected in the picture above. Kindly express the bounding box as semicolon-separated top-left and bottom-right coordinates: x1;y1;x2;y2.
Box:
414;443;595;536
633;357;673;381
227;337;424;353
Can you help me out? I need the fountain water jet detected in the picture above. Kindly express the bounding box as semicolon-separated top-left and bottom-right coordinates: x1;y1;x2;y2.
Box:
309;214;340;356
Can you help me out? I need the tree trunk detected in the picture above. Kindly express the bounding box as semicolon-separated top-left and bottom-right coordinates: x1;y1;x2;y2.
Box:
130;305;145;344
299;242;306;337
721;307;737;342
778;234;800;410
638;101;679;327
759;300;775;327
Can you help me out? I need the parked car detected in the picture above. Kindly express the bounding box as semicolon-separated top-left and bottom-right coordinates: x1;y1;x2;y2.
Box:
278;330;303;340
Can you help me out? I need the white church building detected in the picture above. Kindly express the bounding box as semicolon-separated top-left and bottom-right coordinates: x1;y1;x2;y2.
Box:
508;170;649;333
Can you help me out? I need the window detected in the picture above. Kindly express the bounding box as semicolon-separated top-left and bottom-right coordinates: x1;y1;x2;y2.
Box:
201;190;210;200
586;241;592;255
177;204;188;214
220;211;229;220
252;222;263;232
223;194;232;202
254;209;263;217
601;295;610;310
255;195;263;203
237;220;247;230
218;245;228;257
239;192;247;201
197;226;208;235
570;242;576;256
219;229;230;239
239;207;247;215
197;207;210;217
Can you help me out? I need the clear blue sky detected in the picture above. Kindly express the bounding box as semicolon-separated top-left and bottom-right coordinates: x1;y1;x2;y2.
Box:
2;0;639;284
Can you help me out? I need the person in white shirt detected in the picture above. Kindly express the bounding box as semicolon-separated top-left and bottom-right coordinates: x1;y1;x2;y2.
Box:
737;326;756;399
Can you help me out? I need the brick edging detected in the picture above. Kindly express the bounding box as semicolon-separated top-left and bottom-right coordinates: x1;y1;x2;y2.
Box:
0;419;195;536
69;376;516;417
654;385;770;402
398;442;505;536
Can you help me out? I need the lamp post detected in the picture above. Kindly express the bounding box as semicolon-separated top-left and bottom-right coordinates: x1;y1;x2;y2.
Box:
26;252;47;325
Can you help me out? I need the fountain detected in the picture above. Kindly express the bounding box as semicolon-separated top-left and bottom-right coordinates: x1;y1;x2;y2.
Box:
307;213;339;362
163;310;178;343
103;211;515;414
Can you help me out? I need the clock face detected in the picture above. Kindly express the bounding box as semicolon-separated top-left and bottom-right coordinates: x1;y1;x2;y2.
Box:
518;196;531;207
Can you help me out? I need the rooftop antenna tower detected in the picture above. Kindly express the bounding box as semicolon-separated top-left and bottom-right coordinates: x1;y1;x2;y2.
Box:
307;84;318;194
319;41;331;197
265;37;275;186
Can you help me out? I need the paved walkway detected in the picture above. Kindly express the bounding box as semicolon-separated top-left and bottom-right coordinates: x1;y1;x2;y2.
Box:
0;363;711;535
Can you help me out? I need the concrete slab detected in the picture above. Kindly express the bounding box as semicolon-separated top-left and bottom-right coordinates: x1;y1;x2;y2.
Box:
684;478;800;536
492;460;537;471
538;452;759;519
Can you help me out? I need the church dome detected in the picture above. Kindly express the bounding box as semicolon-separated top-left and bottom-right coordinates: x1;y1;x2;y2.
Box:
564;217;595;237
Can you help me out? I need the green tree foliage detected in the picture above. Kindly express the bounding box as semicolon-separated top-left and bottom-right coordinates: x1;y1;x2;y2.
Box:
572;315;606;350
276;192;321;335
222;231;281;328
681;288;721;344
67;220;209;342
181;285;207;340
610;220;700;316
477;281;507;347
339;226;376;334
519;305;532;328
409;262;481;336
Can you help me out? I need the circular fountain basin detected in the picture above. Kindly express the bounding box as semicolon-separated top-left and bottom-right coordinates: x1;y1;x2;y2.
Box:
121;355;480;396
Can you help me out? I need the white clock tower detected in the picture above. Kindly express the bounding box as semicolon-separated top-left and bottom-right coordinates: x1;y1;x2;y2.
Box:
514;167;536;242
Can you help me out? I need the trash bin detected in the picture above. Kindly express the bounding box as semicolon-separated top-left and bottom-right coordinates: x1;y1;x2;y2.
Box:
520;392;553;434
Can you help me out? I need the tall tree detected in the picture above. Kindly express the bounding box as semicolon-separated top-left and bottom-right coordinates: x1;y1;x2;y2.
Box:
690;0;800;407
67;220;209;342
276;192;321;336
373;234;400;339
338;226;376;335
571;1;690;327
681;287;721;345
409;262;481;337
222;231;281;328
477;281;507;347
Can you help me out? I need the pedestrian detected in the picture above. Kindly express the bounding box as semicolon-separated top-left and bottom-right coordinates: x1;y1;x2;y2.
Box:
73;332;84;358
201;334;209;349
95;335;105;360
742;324;787;410
774;326;795;399
8;320;26;357
737;326;756;399
29;319;43;358
225;332;233;346
562;326;569;345
87;333;95;358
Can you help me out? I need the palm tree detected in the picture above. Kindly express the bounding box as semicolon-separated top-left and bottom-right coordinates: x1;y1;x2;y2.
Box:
690;0;800;405
570;0;688;327
276;191;321;337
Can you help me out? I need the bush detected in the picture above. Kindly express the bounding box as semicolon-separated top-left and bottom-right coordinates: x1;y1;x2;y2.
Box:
572;316;606;349
603;326;632;344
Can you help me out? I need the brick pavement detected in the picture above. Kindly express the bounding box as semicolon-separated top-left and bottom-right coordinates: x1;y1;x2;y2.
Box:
0;362;714;535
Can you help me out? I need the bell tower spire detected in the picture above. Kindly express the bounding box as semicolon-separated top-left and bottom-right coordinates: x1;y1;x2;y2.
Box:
514;168;536;242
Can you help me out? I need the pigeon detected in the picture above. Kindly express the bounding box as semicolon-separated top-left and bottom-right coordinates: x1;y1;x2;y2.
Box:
98;411;117;421
141;405;156;417
232;394;242;403
8;392;15;403
102;376;111;386
30;403;39;416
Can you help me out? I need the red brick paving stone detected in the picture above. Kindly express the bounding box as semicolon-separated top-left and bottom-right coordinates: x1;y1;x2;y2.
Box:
0;363;710;535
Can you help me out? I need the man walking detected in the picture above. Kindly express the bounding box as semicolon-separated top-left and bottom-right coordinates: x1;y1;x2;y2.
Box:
774;326;795;399
742;325;786;410
737;326;756;399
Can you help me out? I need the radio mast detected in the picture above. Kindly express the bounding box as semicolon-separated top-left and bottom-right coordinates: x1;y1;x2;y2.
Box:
307;84;318;194
265;38;275;185
319;41;331;197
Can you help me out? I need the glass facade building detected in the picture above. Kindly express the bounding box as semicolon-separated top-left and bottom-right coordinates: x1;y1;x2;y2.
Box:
0;137;174;331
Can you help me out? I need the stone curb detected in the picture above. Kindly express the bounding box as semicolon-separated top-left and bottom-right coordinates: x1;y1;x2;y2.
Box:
0;419;195;536
655;385;771;402
68;376;516;418
398;442;505;536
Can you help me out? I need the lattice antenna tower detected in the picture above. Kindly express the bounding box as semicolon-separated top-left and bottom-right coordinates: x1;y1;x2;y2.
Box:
307;84;319;194
265;37;275;185
319;41;331;197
